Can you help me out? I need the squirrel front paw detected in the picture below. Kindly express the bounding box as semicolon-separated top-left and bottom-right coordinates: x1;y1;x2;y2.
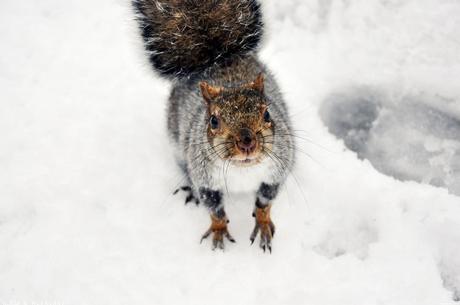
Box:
250;204;275;253
200;214;235;250
173;186;200;205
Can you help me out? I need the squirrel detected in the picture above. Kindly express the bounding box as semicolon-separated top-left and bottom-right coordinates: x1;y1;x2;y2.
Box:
133;0;295;252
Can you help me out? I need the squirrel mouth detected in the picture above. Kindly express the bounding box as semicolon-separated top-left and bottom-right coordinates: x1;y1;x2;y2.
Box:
230;154;262;167
237;158;254;164
212;137;269;166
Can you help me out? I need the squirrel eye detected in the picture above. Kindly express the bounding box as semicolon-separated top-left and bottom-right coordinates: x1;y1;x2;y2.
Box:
263;110;271;122
209;115;219;129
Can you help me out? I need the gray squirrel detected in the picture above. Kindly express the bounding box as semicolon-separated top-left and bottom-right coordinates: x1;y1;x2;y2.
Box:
133;0;295;252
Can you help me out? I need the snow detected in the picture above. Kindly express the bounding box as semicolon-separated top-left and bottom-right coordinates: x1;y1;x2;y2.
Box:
1;0;460;304
320;88;460;195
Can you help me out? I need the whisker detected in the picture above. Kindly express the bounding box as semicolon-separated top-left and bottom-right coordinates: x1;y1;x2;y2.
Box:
263;141;324;168
261;132;336;154
262;147;310;209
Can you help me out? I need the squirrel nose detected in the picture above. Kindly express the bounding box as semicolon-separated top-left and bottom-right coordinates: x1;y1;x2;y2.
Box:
237;128;256;154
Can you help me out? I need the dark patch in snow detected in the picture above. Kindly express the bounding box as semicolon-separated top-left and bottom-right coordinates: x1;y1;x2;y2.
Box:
320;86;460;196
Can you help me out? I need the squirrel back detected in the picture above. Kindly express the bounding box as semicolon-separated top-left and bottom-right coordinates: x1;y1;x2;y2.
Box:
132;0;263;79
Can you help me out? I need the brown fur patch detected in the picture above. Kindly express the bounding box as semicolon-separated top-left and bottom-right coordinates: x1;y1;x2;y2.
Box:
210;214;228;231
255;204;271;225
199;82;223;105
245;73;264;93
202;75;274;164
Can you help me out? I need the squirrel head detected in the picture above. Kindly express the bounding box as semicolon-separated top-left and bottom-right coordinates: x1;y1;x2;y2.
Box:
199;74;274;166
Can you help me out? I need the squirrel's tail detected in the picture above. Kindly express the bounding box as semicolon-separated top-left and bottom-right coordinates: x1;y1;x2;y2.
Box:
132;0;263;79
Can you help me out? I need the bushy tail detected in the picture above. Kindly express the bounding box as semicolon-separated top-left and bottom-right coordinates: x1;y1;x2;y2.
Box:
132;0;263;79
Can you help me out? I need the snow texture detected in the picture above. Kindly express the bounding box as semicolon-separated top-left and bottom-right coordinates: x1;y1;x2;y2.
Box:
1;0;460;304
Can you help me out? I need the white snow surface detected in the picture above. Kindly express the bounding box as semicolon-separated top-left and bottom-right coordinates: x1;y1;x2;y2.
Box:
1;0;460;304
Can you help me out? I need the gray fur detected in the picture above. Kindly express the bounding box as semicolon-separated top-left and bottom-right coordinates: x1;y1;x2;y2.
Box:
168;55;295;203
134;0;295;219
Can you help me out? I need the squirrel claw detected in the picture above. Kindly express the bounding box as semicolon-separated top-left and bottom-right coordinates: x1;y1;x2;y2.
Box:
257;227;273;254
201;214;235;251
226;233;236;243
173;186;200;205
250;205;274;254
212;238;225;250
200;228;212;244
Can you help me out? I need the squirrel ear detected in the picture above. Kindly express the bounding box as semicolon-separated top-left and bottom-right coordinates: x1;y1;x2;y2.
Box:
199;82;222;104
247;73;264;94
